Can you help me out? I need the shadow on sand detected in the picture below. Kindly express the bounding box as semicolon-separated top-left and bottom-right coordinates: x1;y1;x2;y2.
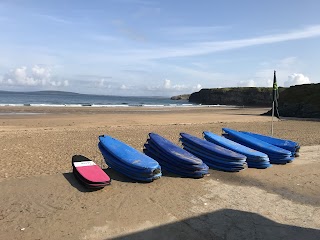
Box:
110;208;320;240
102;168;141;183
62;172;106;192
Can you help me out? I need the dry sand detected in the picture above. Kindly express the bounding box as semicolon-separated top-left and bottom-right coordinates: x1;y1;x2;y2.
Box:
0;106;319;240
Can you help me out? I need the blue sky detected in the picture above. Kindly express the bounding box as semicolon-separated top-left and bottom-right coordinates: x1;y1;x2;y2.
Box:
0;0;319;96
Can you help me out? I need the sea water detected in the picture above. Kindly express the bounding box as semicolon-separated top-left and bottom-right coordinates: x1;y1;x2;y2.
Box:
0;91;195;108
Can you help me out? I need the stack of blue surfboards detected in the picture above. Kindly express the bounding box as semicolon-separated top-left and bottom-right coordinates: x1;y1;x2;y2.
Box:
180;133;247;172
143;133;209;178
240;131;300;157
222;128;294;164
203;131;272;169
98;135;162;182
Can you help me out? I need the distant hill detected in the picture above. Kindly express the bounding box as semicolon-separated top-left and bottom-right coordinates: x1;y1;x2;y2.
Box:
170;94;190;100
0;90;81;95
31;90;81;95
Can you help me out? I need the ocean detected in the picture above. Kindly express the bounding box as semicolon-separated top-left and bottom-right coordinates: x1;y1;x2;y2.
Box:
0;91;195;108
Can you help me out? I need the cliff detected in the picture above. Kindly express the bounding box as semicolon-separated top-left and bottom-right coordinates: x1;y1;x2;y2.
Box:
265;83;320;118
188;84;320;118
188;87;281;106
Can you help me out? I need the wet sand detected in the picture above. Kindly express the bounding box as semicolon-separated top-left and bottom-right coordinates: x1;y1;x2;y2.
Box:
0;106;319;239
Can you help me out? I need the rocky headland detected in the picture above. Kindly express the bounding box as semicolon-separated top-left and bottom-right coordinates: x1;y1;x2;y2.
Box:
188;87;279;106
183;84;319;118
265;83;320;118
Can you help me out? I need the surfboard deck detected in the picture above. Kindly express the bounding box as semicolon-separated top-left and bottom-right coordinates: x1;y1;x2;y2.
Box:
145;141;208;171
181;140;246;163
203;131;272;168
73;169;110;188
98;143;161;182
222;128;292;157
144;148;209;178
203;131;269;159
99;135;161;172
183;144;246;166
180;133;246;161
148;132;203;165
72;155;111;188
240;131;300;156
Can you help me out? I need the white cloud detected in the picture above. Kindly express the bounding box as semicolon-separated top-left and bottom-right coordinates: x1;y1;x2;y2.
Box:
35;14;72;24
81;25;320;63
253;57;301;87
120;84;128;90
160;25;230;37
164;79;171;89
196;84;202;89
237;80;256;87
162;79;186;90
284;73;311;87
125;25;320;60
157;79;201;93
1;65;69;88
82;78;202;96
266;78;273;87
96;78;107;88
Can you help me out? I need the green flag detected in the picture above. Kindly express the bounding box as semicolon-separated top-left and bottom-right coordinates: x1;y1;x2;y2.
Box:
272;70;279;101
272;70;280;119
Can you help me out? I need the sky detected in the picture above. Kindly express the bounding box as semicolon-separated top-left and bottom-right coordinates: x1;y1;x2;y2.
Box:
0;0;319;96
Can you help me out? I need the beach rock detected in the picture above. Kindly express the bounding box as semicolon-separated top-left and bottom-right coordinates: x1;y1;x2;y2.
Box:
170;94;190;100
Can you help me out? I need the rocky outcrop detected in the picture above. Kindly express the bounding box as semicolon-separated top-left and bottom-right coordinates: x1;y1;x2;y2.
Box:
188;84;320;118
170;94;190;100
188;87;279;106
264;83;320;118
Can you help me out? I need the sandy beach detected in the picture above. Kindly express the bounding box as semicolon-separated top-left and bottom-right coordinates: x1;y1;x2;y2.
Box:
0;106;319;240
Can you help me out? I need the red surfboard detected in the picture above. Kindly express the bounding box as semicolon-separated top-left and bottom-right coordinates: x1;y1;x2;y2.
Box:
72;155;111;188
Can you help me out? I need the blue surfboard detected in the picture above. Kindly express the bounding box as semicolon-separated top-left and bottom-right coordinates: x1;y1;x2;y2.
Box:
144;133;209;178
144;148;208;178
148;133;204;165
185;148;246;172
203;131;271;169
181;142;246;165
247;161;272;169
203;131;268;160
99;135;160;172
98;143;158;177
145;141;209;171
99;143;161;182
180;133;246;161
222;128;292;163
98;135;161;181
240;131;300;155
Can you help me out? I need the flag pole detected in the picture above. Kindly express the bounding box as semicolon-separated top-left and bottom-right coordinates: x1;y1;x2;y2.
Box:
271;101;274;136
271;70;277;136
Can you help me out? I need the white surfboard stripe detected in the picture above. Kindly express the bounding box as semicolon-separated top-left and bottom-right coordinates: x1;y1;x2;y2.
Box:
74;161;96;167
